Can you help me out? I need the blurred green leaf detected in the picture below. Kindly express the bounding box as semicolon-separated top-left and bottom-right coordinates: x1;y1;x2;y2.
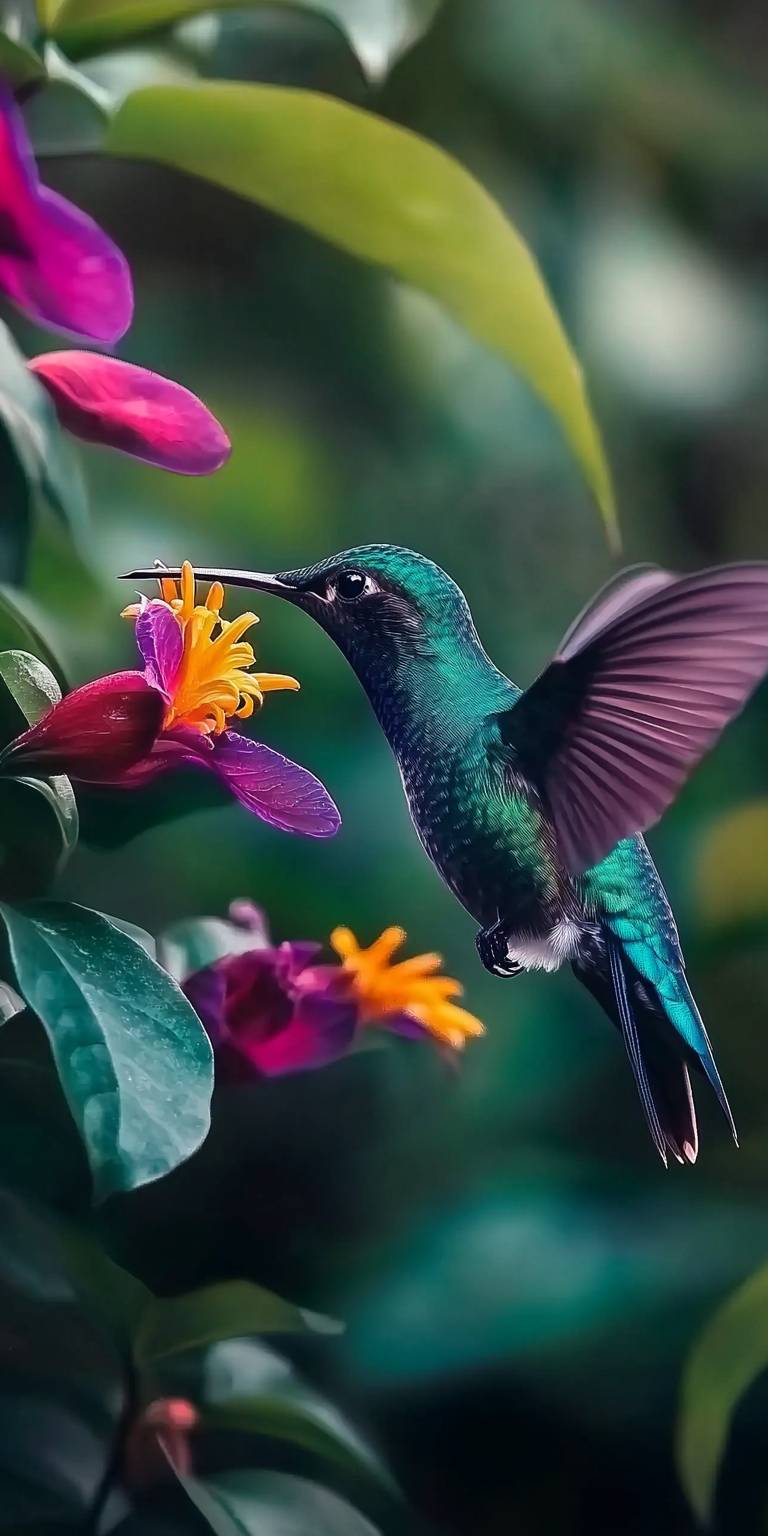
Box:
0;650;77;888
0;323;88;542
107;82;616;539
0;587;67;684
677;1261;768;1525
0;29;45;84
695;800;768;931
46;0;442;82
0;1189;125;1525
135;1279;341;1366
180;1468;382;1536
199;1340;390;1489
0;900;214;1199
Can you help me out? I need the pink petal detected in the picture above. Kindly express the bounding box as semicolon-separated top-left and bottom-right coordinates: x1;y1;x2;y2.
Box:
135;599;183;693
211;731;341;837
245;998;357;1075
29;352;231;475
0;88;132;343
1;671;164;781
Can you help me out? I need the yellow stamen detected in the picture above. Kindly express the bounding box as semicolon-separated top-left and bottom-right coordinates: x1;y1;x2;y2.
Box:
123;560;299;737
330;925;484;1050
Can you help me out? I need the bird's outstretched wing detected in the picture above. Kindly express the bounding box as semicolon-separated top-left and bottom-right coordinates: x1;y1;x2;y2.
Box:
499;563;768;874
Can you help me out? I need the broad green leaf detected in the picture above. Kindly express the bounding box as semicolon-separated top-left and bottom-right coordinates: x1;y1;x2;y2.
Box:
46;0;442;82
180;1469;382;1536
135;1279;340;1366
157;913;269;983
198;1339;390;1489
107;82;616;538
0;650;78;887
0;900;214;1199
677;1261;768;1525
0;322;88;539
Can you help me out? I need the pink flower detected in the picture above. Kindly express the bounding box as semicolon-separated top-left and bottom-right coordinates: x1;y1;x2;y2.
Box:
0;87;132;343
1;565;340;837
29;352;230;475
183;904;483;1078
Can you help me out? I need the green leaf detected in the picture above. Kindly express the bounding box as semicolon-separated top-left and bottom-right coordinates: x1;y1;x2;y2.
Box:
0;1190;125;1525
135;1279;341;1367
677;1261;768;1526
180;1469;382;1536
0;900;214;1199
0;29;45;85
199;1339;390;1489
0;586;67;685
46;0;442;83
0;322;88;540
0;650;78;888
106;82;616;539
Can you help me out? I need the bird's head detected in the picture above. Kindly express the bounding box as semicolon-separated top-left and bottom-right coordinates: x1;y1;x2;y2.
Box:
123;545;485;710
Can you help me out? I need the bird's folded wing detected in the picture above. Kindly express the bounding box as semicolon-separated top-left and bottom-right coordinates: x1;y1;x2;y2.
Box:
500;564;768;874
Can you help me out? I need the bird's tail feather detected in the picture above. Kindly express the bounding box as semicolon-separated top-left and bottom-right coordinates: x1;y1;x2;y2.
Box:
606;935;697;1166
605;933;703;1161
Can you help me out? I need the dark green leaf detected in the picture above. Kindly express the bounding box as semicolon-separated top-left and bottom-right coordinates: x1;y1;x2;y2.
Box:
78;768;227;850
0;649;78;887
677;1260;768;1526
0;586;67;686
107;82;616;539
135;1279;341;1367
0;321;88;538
198;1340;390;1489
0;900;214;1199
180;1469;382;1536
0;1190;125;1525
0;30;45;85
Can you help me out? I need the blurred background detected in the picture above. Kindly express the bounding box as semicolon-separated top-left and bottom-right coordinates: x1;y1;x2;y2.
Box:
11;1;768;1530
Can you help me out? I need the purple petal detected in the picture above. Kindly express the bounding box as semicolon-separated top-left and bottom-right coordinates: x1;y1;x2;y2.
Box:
135;599;183;694
0;89;132;343
241;996;357;1076
380;1011;432;1040
183;966;228;1046
29;352;230;474
210;731;341;837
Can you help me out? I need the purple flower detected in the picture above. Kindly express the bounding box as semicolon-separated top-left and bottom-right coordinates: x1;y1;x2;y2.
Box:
0;87;132;343
29;352;230;475
181;907;483;1079
2;565;340;837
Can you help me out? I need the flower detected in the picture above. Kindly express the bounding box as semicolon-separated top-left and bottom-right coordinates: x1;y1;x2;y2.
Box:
2;563;340;836
124;1398;199;1488
0;86;132;343
29;352;230;475
183;904;483;1077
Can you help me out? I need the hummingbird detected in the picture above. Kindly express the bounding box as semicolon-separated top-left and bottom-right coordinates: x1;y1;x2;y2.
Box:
124;548;768;1164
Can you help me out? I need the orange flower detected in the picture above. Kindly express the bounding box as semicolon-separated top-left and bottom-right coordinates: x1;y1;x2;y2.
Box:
330;925;484;1049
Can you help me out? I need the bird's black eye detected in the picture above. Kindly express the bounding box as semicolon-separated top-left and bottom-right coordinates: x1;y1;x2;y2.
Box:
334;569;370;602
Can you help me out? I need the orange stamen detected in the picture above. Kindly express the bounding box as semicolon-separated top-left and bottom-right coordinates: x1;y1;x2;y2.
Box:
330;925;484;1050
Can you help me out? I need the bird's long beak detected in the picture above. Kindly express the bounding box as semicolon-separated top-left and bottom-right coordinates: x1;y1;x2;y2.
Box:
120;566;298;596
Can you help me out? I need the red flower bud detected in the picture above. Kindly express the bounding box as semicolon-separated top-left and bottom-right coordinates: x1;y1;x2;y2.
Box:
1;672;164;782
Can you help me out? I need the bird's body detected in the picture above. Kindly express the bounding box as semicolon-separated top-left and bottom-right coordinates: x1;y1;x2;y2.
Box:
125;545;768;1163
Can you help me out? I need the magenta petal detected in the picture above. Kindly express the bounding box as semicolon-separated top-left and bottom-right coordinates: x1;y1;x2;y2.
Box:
29;352;231;474
210;731;341;837
0;89;132;343
245;997;357;1076
2;671;164;782
135;599;183;693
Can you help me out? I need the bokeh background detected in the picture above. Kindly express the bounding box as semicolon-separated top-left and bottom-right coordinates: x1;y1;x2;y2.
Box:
13;1;768;1531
